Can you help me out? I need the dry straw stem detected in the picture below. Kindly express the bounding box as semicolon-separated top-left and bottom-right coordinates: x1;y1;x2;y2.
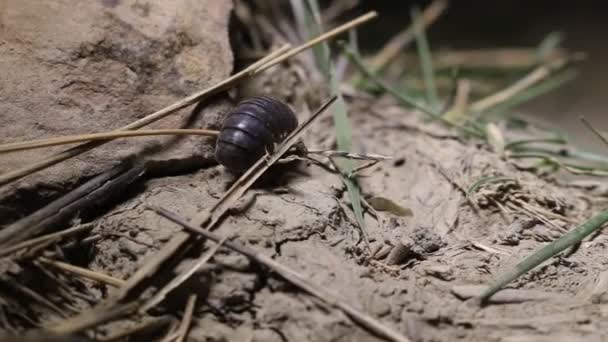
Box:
479;209;608;303
469;57;570;113
150;206;411;342
444;79;471;122
368;0;448;71
48;301;141;335
0;223;93;258
392;48;568;70
38;257;126;287
174;294;197;342
0;129;219;154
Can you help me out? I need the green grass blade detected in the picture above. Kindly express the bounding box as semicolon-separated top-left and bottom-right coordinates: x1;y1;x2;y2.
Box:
411;7;439;110
297;0;369;247
504;137;568;151
510;152;608;176
480;210;608;303
537;31;563;60
303;0;331;76
467;176;516;196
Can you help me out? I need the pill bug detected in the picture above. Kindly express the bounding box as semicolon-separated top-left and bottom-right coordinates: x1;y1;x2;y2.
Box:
214;96;299;172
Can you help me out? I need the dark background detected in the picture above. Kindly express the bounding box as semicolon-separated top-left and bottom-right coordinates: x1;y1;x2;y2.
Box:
352;1;608;151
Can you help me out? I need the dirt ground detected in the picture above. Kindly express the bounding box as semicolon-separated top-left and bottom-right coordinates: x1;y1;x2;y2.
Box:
1;1;608;342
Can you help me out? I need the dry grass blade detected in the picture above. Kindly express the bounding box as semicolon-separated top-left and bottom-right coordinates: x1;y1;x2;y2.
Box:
0;223;93;258
149;206;411;342
0;129;219;154
47;301;141;335
444;79;471;122
469;57;569;113
174;295;197;342
395;47;568;70
140;238;227;312
479;210;608;303
38;257;125;287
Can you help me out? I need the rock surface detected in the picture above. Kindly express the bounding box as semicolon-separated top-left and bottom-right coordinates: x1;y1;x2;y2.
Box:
0;0;233;221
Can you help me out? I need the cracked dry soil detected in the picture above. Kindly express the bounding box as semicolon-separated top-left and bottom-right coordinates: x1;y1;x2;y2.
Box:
84;100;608;342
1;1;608;342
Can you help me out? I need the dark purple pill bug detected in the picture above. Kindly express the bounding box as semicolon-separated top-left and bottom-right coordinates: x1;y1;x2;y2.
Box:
214;96;298;172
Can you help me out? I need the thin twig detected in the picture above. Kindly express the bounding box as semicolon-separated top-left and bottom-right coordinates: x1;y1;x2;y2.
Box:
0;129;218;154
306;149;392;160
479;210;608;303
149;206;411;342
580;116;608;147
0;223;94;258
38;257;125;287
348;160;380;178
174;295;197;342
